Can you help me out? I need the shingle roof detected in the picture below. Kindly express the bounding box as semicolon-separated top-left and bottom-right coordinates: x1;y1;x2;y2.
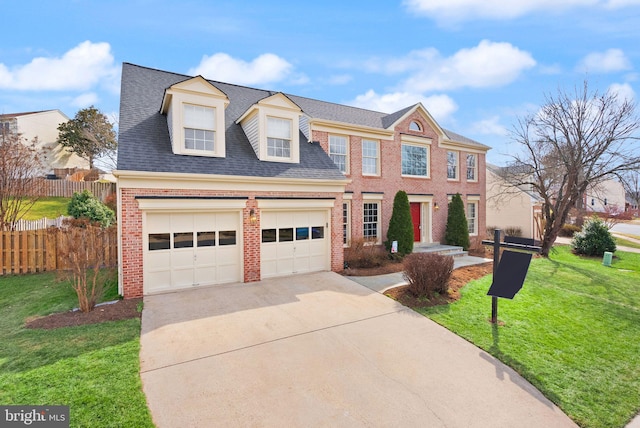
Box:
117;63;489;179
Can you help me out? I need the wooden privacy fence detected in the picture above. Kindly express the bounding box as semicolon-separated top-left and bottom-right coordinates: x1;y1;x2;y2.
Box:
0;227;117;275
38;179;116;200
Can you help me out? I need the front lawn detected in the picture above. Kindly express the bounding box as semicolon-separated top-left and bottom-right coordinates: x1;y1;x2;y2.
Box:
419;246;640;428
0;273;153;427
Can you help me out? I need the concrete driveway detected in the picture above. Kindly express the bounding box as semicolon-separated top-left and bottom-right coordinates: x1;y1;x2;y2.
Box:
140;272;577;428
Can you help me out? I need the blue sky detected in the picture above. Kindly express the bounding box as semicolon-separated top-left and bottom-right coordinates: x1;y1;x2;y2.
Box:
1;0;639;165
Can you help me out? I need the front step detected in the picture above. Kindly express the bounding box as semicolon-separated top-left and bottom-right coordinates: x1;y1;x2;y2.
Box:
413;243;468;258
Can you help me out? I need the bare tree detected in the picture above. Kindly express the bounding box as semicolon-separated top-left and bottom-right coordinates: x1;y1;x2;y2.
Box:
57;220;115;312
0;129;46;231
504;81;640;256
620;169;640;212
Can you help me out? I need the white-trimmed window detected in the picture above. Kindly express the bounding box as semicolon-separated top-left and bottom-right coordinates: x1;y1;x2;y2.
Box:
343;201;351;247
363;202;379;242
447;151;459;180
402;144;429;177
184;104;216;152
267;116;292;158
329;135;348;174
362;139;379;176
467;201;478;236
466;154;477;181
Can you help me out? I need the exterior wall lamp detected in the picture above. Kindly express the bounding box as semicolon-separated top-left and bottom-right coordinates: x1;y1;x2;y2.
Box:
434;202;439;210
249;209;258;225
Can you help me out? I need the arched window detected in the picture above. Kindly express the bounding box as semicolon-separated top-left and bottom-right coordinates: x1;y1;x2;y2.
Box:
409;121;422;132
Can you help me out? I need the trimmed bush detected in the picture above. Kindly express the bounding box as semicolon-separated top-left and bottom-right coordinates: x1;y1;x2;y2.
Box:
68;190;116;228
504;226;523;237
403;252;454;298
571;216;616;256
444;193;470;250
344;238;388;269
385;190;414;256
559;223;581;237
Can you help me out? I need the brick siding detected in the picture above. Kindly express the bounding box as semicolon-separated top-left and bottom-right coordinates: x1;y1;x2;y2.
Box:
315;111;486;247
119;187;344;298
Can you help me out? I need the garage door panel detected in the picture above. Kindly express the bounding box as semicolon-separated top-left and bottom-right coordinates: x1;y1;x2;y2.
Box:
147;213;171;233
171;267;194;288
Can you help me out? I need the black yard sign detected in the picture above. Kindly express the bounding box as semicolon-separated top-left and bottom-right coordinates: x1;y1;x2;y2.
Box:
482;230;542;323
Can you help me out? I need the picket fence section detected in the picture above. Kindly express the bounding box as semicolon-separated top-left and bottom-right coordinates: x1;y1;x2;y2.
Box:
13;216;70;231
0;227;117;275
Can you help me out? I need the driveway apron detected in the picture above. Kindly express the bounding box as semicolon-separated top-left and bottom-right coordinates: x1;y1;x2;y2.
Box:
140;271;577;428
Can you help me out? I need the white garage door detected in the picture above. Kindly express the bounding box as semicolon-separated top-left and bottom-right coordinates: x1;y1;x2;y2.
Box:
261;210;329;278
144;212;241;294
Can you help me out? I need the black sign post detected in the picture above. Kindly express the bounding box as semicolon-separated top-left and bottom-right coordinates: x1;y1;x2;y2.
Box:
482;229;542;324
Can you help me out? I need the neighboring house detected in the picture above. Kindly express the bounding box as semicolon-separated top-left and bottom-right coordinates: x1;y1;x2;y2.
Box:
0;110;90;173
115;63;489;298
584;179;626;214
626;193;639;217
486;163;543;240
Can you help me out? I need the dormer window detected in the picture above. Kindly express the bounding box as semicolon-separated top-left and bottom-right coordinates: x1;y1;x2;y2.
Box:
184;104;216;152
236;93;302;164
267;116;292;158
161;76;229;158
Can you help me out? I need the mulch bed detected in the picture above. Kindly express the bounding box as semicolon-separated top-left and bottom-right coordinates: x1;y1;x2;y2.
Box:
384;262;493;309
341;260;405;276
25;298;142;330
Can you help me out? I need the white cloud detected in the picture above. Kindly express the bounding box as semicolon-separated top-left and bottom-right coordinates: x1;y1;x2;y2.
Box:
404;0;607;22
71;92;99;108
576;49;632;73
0;41;117;91
189;53;293;86
470;116;510;136
398;40;536;92
348;90;458;122
608;82;636;101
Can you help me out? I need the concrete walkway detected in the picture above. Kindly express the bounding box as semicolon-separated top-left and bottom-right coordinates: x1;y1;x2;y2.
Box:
555;236;640;254
140;272;576;427
347;254;491;293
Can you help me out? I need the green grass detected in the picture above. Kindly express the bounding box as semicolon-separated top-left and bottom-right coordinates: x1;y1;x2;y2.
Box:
18;197;71;220
0;273;153;428
419;246;640;428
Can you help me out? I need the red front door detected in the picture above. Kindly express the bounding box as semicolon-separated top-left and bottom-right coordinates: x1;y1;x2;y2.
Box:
410;203;421;242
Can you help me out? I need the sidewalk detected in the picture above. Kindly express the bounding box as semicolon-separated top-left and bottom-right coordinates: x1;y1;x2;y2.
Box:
555;235;640;254
346;254;491;293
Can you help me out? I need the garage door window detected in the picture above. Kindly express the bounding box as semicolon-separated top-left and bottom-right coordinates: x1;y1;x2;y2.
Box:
197;231;216;247
219;230;237;246
312;226;324;239
279;228;294;242
149;233;170;251
296;227;309;240
173;232;194;248
261;229;277;243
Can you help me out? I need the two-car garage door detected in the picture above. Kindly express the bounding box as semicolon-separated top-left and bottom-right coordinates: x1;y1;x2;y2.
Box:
144;212;241;294
141;200;332;295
